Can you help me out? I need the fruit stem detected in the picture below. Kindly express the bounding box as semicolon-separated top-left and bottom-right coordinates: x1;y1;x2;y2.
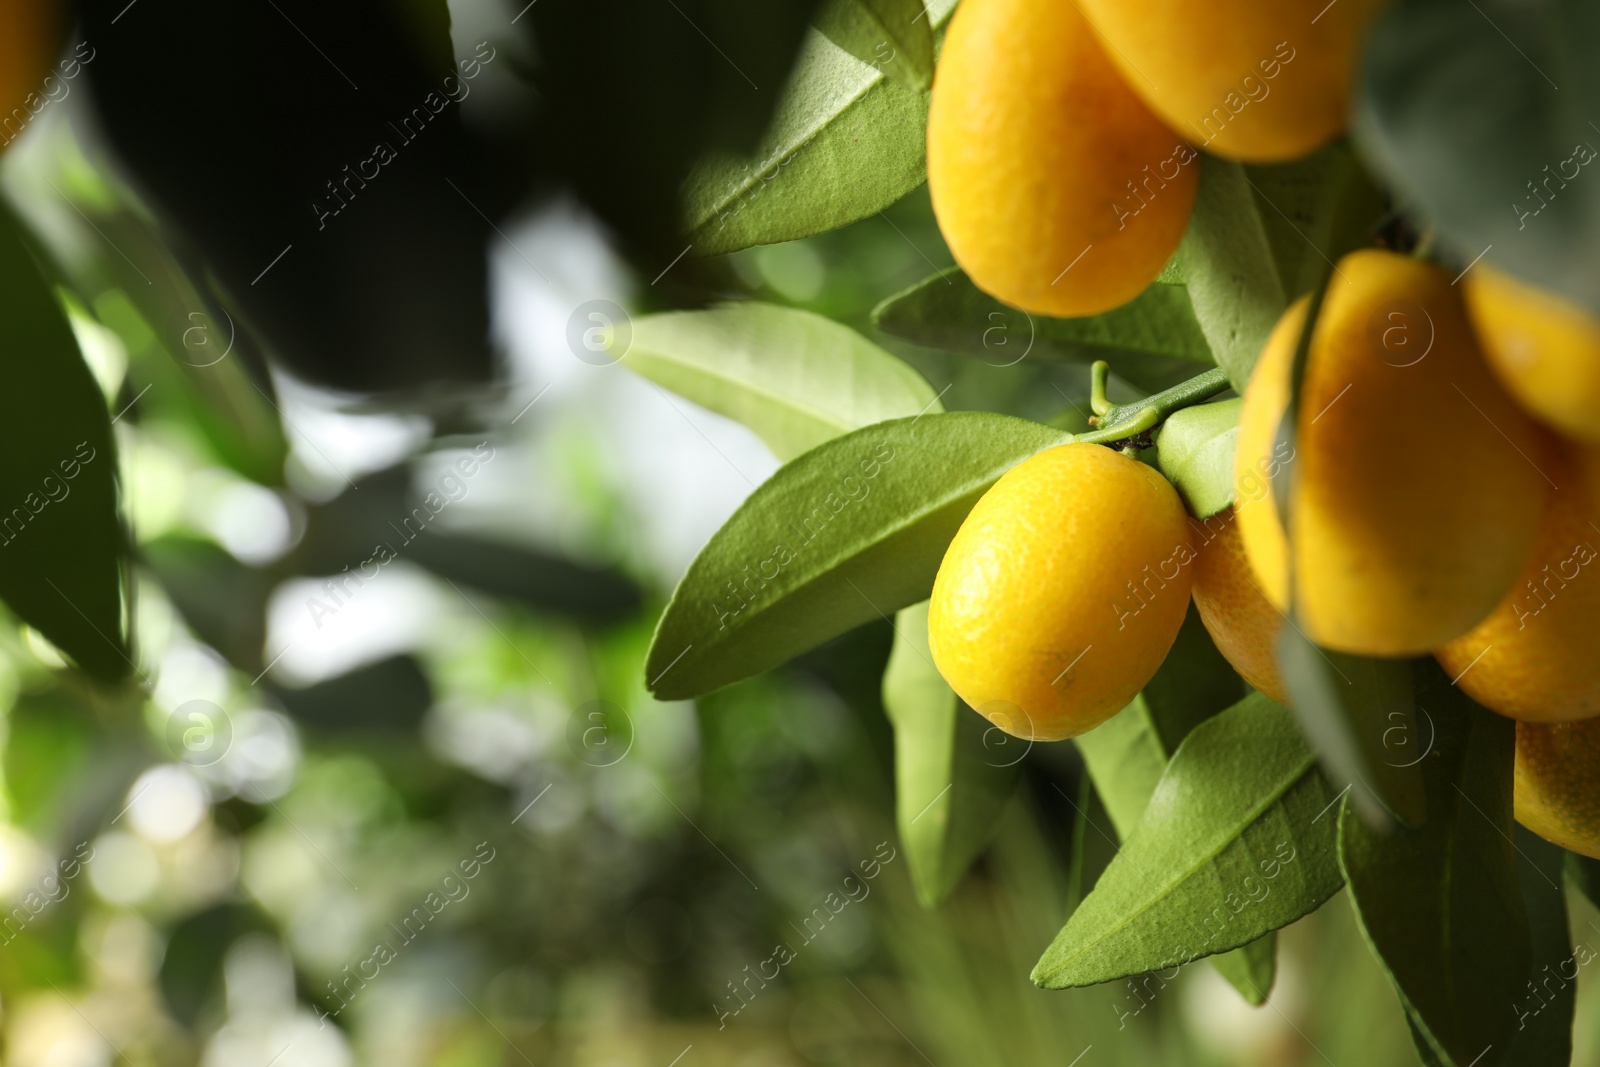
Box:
1089;361;1114;417
1071;365;1231;446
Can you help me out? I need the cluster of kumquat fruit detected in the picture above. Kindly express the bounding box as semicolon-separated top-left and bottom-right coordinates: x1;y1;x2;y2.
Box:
922;0;1600;859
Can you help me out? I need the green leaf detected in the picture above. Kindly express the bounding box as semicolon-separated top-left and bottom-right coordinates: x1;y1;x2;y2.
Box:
1356;0;1600;315
1565;851;1600;911
811;0;934;91
1506;829;1573;1067
1153;398;1240;520
645;412;1062;699
1175;157;1288;391
0;206;126;680
1338;664;1527;1067
883;600;1020;907
683;0;957;256
1276;634;1430;829
1074;607;1275;1003
870;268;1215;393
1242;143;1384;304
1033;693;1343;989
624;302;939;462
1075;607;1246;840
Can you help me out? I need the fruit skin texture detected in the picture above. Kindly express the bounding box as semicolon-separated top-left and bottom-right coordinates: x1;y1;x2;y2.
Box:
1076;0;1390;162
1235;249;1549;656
0;0;63;155
927;0;1198;319
1189;507;1287;704
928;443;1194;742
1515;718;1600;858
1465;266;1600;444
1437;444;1600;722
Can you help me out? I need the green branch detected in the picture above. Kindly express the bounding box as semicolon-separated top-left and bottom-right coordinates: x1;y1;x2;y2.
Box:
1071;364;1232;446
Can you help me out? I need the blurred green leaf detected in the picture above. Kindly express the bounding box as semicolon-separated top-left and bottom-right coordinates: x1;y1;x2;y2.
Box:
1566;851;1600;911
1074;607;1271;1004
883;600;1019;908
871;268;1214;393
1153;398;1240;520
812;0;933;90
1175;159;1287;391
142;535;275;675
1034;693;1343;989
1245;144;1385;305
159;903;274;1026
1276;634;1429;829
683;0;958;256
625;302;940;461
0;206;126;680
1356;0;1600;315
1339;666;1527;1067
1506;829;1573;1067
270;655;433;734
645;412;1062;699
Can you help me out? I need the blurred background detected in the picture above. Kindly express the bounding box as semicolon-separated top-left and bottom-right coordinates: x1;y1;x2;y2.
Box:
0;0;1597;1064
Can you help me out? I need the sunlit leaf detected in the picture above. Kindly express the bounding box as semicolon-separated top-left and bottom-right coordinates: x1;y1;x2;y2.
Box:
683;0;958;256
883;600;1019;907
625;302;940;462
812;0;934;90
1034;693;1342;989
871;268;1213;393
645;412;1062;699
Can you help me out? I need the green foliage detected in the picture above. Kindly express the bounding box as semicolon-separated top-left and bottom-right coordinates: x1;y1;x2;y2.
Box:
0;206;126;680
1338;666;1528;1067
625;302;941;461
1074;608;1275;1004
1276;636;1429;828
811;0;934;90
870;268;1216;392
1175;159;1288;391
683;0;958;256
1034;693;1343;990
644;412;1062;699
1152;398;1240;520
882;600;1019;907
1357;0;1600;313
1508;830;1574;1067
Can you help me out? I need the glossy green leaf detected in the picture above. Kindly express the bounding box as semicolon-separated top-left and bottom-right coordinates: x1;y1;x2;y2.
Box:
0;206;126;680
1175;158;1287;391
683;0;957;256
645;412;1062;699
870;268;1214;393
811;0;933;91
1276;634;1429;829
883;600;1020;907
1339;664;1527;1067
625;302;940;462
1506;829;1573;1067
1075;607;1273;1003
1356;0;1600;315
1153;398;1240;520
1034;693;1343;989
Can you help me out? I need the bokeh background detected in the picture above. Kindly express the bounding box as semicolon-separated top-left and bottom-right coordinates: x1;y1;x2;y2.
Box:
1;1;1599;1065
